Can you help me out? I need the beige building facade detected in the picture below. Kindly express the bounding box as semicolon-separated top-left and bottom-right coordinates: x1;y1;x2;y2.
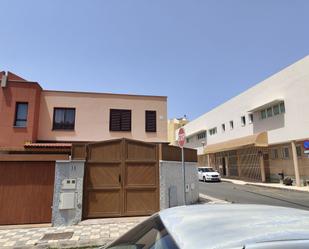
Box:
38;90;167;143
180;56;309;186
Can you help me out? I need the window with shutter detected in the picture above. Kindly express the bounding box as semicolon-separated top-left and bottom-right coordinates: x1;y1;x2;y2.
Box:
145;110;157;132
110;109;132;131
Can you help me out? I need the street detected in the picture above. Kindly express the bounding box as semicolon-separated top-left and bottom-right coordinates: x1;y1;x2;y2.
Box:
199;181;309;211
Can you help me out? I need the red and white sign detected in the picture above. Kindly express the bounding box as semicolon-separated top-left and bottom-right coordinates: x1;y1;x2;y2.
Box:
178;128;186;148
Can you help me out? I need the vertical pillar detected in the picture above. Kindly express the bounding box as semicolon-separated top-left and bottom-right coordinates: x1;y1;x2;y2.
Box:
259;151;266;182
207;154;210;167
225;156;229;177
291;141;301;187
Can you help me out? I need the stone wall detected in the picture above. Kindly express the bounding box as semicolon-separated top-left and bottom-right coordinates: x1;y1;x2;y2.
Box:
159;160;199;210
52;160;85;227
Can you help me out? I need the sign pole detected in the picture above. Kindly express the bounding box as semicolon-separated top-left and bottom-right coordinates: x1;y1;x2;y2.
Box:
182;146;186;205
177;127;186;206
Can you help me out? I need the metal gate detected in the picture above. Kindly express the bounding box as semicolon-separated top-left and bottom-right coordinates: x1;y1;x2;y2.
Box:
83;138;159;219
0;161;55;225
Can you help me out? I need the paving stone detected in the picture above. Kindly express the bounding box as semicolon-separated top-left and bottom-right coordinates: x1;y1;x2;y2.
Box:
0;216;147;249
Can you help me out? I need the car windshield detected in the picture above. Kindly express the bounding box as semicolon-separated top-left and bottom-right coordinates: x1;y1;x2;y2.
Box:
200;168;215;172
106;215;179;249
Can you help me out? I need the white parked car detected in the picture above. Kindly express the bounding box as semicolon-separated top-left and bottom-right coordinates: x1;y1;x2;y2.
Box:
106;204;309;249
198;167;221;182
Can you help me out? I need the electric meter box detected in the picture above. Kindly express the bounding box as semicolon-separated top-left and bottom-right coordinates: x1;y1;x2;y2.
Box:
61;178;77;190
59;192;75;210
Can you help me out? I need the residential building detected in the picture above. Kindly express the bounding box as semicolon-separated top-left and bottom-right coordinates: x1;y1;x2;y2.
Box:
180;56;309;186
167;116;189;145
0;71;168;150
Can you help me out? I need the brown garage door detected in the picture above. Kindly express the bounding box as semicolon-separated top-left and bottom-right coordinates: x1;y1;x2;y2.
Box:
0;161;55;225
83;138;159;219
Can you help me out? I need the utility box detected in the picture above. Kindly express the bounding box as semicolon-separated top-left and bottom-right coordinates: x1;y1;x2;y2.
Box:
59;192;75;210
61;178;77;190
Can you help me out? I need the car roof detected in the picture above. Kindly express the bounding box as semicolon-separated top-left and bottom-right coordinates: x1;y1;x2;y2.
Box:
159;204;309;249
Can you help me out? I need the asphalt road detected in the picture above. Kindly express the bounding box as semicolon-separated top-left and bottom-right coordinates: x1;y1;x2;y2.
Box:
199;181;309;211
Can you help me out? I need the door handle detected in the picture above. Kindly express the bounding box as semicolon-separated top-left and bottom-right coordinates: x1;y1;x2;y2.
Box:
119;174;121;184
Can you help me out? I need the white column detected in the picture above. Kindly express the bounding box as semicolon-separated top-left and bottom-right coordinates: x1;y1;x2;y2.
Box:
291;141;301;187
207;154;210;167
259;152;266;183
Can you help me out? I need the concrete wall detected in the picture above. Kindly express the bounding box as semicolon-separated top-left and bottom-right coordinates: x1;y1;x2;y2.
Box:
38;91;167;143
52;160;85;227
180;56;309;154
159;160;199;210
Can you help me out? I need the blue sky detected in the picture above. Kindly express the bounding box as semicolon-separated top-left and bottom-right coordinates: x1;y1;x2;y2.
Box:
1;0;308;120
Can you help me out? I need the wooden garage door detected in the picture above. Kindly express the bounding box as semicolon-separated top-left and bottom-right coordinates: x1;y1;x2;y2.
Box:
83;139;159;219
0;161;55;225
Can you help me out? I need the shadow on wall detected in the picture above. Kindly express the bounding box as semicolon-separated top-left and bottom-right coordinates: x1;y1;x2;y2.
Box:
253;114;285;134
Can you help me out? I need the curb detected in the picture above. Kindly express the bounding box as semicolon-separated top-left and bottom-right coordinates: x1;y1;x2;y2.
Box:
245;183;309;193
221;178;309;193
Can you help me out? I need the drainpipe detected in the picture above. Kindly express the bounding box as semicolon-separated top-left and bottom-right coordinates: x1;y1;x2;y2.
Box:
259;150;266;182
291;141;301;187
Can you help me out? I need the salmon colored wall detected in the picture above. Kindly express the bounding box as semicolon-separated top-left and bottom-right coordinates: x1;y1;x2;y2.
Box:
0;73;42;148
38;91;168;143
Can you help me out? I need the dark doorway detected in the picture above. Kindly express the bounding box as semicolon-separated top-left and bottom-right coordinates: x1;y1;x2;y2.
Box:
222;157;227;176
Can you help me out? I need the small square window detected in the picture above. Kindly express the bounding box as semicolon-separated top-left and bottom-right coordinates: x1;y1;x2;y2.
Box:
53;108;76;130
261;110;266;119
241;116;246;126
222;123;225;132
273;104;280;115
249;114;253;124
282;147;290;159
229;121;234;130
280;102;285;113
14;102;28;127
296;146;302;157
267;107;273;117
271;148;278;159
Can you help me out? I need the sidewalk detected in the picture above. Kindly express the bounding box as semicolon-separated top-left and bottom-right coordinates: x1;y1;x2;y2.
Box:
0;216;147;249
222;178;309;193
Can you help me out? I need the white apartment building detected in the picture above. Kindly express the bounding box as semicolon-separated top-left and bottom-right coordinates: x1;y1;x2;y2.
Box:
180;55;309;186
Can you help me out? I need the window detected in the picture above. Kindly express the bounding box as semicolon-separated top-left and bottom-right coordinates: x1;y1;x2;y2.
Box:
229;120;234;130
197;131;206;140
14;102;28;127
186;138;190;143
273;104;280;115
241;116;246;126
282;147;290;159
53;108;76;130
271;148;278;159
296;145;302;157
260;109;267;119
260;102;285;120
266;107;273;117
209;127;217;136
145;110;156;132
222;123;226;132
249;114;254;124
110;109;132;131
280;102;285;113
